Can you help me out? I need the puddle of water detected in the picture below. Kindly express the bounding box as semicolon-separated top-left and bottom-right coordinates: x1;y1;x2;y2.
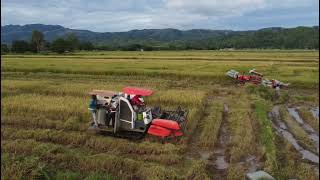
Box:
279;122;287;130
287;107;304;124
235;155;260;174
309;134;319;152
287;107;319;153
273;119;319;163
246;155;259;172
302;124;317;135
300;150;319;164
272;106;280;116
212;148;224;156
213;156;229;170
269;106;287;130
279;127;303;151
199;151;212;161
208;104;230;172
269;106;319;164
310;107;319;120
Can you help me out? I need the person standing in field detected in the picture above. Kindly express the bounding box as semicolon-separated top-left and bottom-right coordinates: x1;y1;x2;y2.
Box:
88;95;98;127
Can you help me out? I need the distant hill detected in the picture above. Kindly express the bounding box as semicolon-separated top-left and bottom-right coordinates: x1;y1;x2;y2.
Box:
1;24;242;44
1;24;319;49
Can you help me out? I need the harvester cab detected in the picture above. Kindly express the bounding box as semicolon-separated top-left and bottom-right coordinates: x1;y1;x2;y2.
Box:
88;87;188;140
88;87;153;135
116;86;154;134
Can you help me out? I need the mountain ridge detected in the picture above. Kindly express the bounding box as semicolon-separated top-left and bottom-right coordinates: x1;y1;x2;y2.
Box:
1;24;319;49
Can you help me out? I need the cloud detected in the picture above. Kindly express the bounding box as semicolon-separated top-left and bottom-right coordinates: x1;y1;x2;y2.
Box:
1;0;318;31
164;0;266;16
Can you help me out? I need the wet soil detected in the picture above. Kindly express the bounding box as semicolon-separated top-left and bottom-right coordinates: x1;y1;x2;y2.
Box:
184;96;231;179
245;155;261;173
268;105;319;164
184;92;265;179
206;104;230;178
184;93;214;161
287;107;319;153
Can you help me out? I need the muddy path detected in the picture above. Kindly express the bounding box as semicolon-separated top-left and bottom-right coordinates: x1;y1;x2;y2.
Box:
206;103;230;179
183;89;232;179
268;105;319;164
184;92;214;161
184;89;266;179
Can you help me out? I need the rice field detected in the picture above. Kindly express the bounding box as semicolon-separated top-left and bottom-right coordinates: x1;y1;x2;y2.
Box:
1;50;319;180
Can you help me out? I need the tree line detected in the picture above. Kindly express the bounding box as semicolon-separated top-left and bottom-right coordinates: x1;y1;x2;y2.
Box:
1;30;94;54
1;26;318;54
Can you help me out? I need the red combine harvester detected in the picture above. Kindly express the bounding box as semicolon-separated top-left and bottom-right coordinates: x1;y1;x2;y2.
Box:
226;69;263;85
88;87;188;140
226;69;289;89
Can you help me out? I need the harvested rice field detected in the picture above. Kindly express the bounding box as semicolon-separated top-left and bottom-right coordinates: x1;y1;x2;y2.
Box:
1;50;319;179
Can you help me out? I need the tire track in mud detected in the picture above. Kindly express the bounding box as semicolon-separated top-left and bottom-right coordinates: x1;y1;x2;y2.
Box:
183;90;231;179
204;101;262;178
206;103;230;179
184;92;214;160
184;92;262;179
268;105;319;165
287;107;319;153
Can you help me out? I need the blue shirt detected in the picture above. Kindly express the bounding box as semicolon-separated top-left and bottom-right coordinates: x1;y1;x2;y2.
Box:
89;99;97;110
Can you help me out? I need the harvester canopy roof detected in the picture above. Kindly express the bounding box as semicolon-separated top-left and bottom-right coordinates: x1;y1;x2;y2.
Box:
123;87;153;96
89;90;117;97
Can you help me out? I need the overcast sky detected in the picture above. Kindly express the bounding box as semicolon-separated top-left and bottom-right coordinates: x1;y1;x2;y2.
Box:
1;0;319;32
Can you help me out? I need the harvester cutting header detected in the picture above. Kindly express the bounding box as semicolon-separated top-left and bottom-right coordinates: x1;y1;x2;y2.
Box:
226;69;289;89
88;87;188;140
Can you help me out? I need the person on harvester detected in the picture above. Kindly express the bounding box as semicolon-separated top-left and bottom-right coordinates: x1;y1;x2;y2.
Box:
271;79;281;89
88;95;99;127
130;95;145;111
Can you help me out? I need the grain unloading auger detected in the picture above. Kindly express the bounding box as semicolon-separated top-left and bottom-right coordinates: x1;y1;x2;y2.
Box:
87;87;188;140
226;69;289;89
